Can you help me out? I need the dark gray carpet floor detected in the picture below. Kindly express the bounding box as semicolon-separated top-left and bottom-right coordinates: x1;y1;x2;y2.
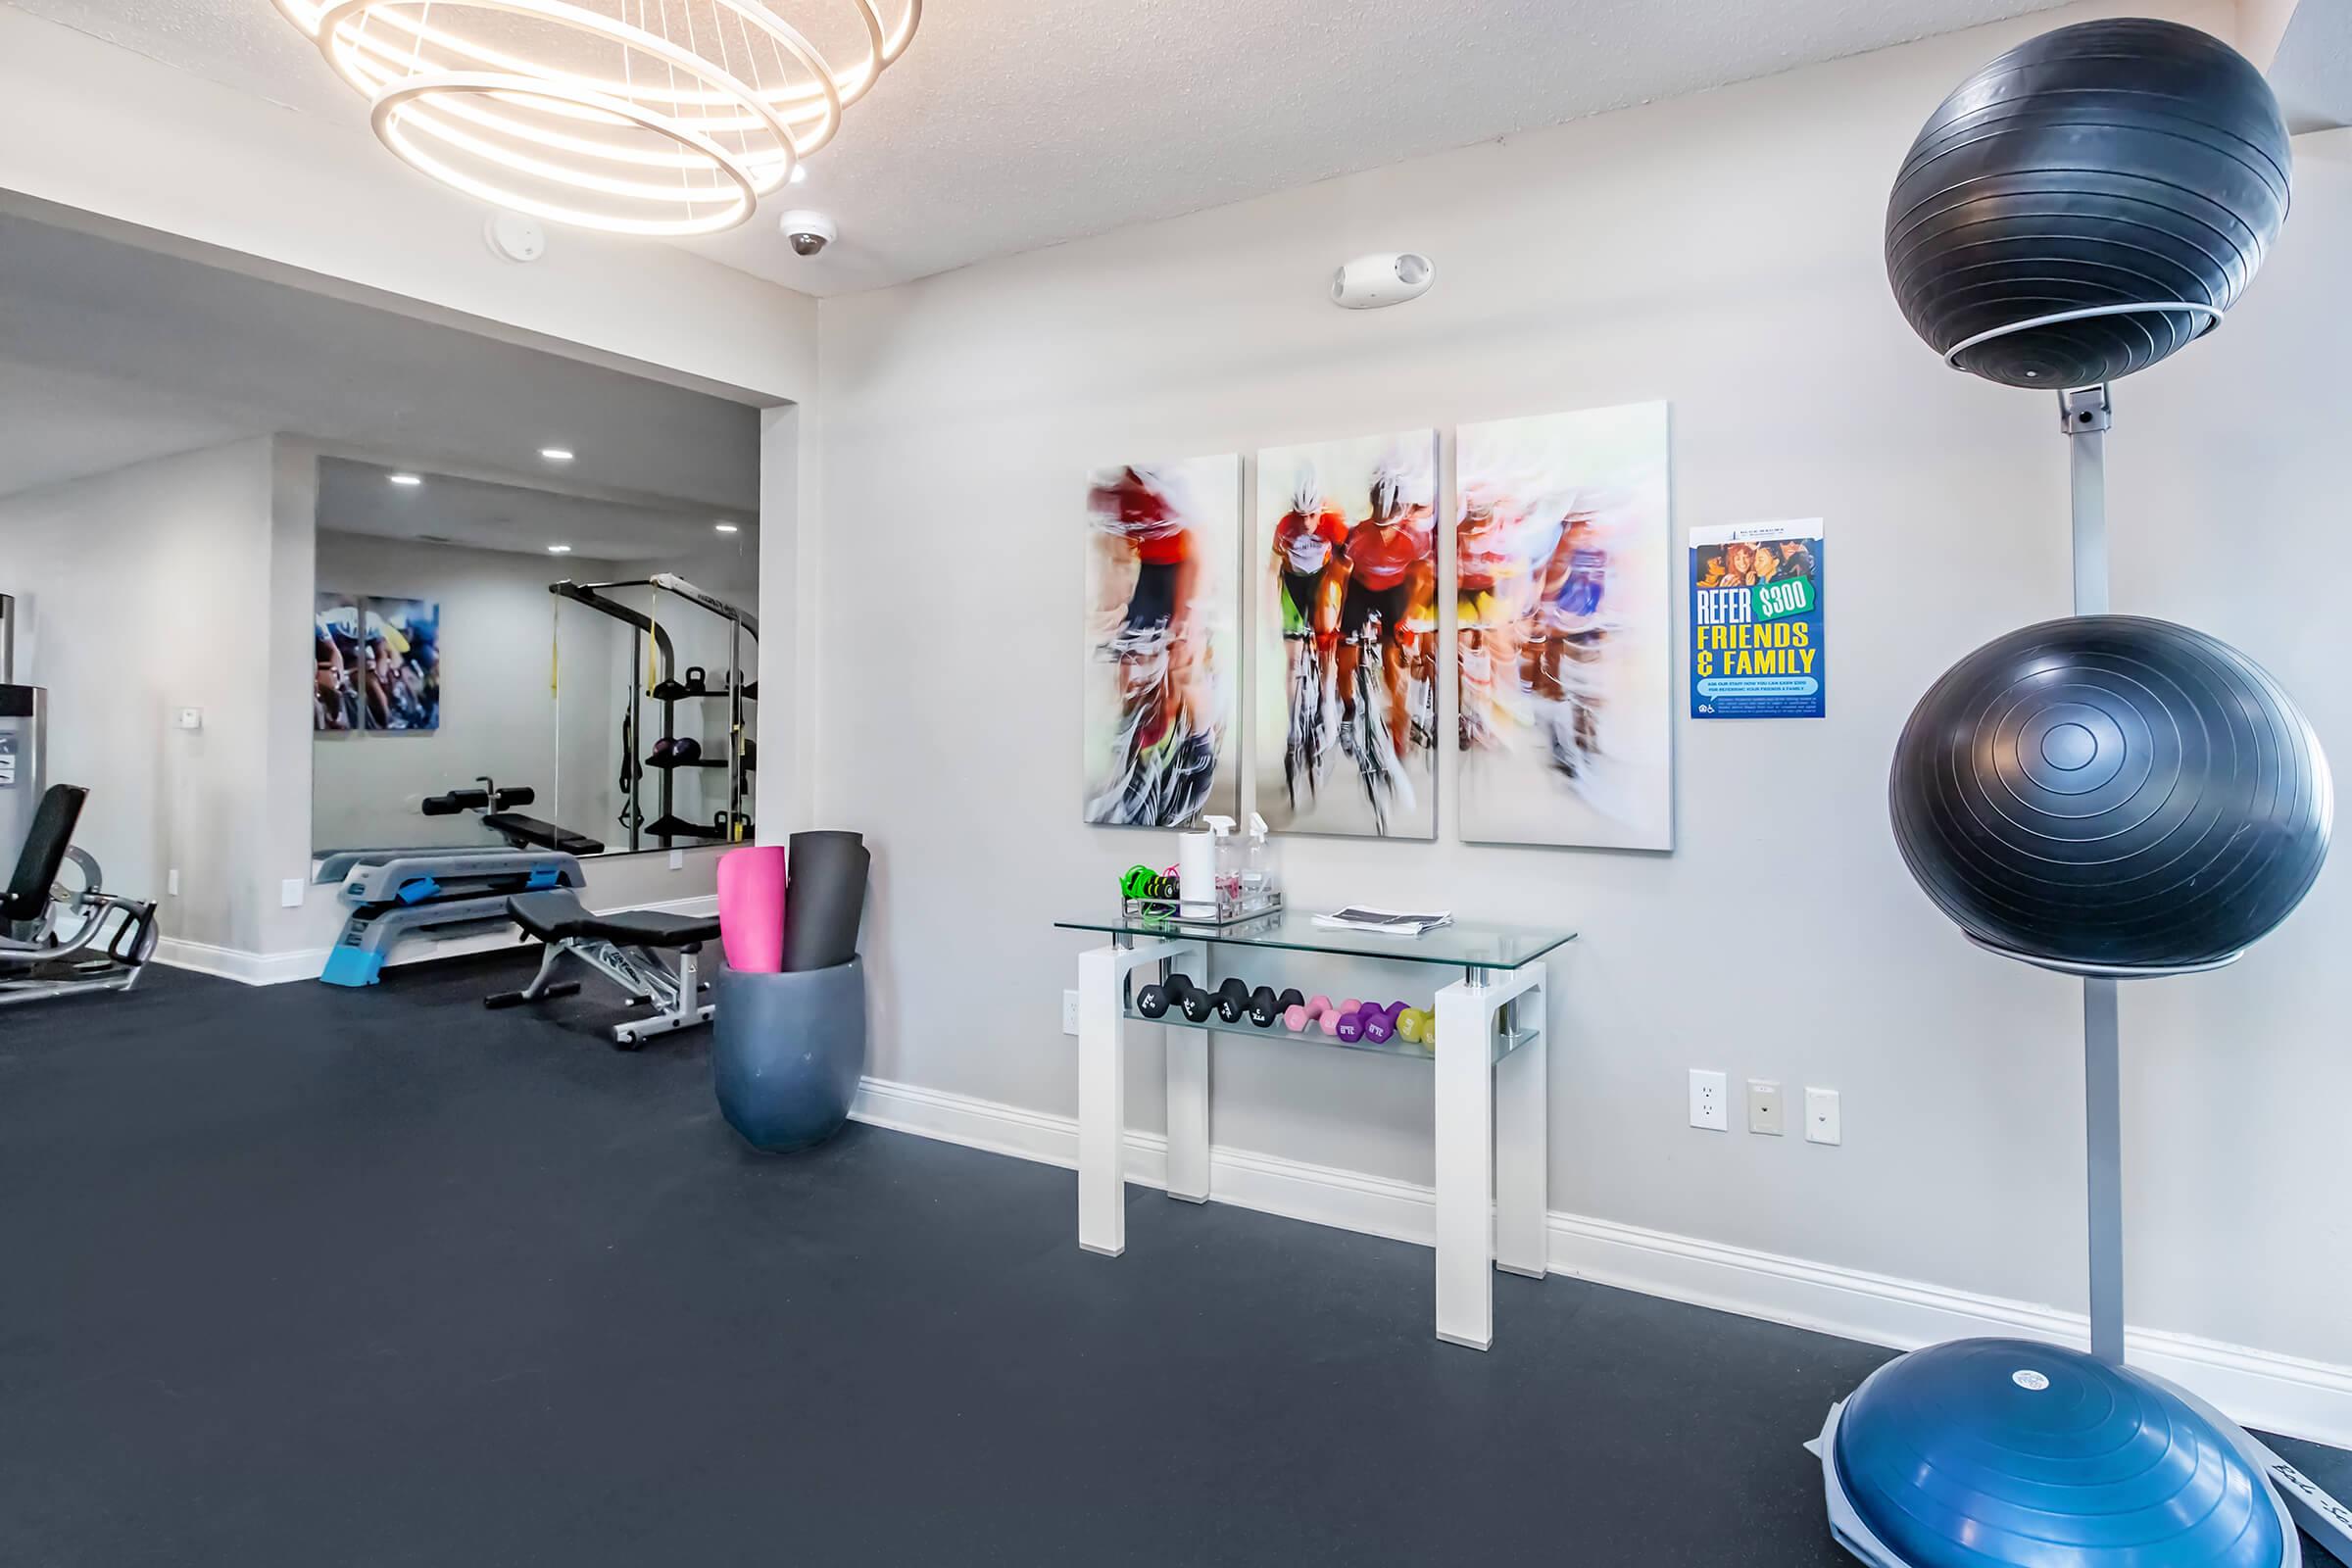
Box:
1;959;2342;1566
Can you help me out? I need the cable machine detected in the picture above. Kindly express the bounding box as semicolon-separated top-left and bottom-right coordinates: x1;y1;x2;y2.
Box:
550;573;758;854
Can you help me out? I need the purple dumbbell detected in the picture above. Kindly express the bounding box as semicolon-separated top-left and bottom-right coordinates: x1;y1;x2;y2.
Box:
1361;1003;1405;1044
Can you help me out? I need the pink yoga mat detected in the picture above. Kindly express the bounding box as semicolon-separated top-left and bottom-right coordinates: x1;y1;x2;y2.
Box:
716;846;788;974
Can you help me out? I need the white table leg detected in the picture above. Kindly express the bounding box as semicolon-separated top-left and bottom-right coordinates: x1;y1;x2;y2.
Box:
1435;967;1549;1348
1076;945;1128;1256
1166;1023;1210;1202
1494;984;1548;1279
1433;977;1495;1348
1076;938;1190;1256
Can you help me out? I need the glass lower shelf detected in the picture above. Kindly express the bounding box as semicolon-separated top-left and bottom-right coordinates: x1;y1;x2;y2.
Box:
1120;1005;1535;1064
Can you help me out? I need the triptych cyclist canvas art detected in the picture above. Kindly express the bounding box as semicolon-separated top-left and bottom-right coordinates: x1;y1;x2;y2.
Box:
1083;458;1243;829
1454;403;1672;851
1255;431;1441;840
1082;401;1673;853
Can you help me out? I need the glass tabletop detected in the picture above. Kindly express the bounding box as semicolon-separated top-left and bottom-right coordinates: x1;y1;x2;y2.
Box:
1054;908;1576;971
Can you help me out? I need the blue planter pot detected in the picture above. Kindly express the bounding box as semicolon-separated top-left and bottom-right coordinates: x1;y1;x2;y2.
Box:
712;958;867;1152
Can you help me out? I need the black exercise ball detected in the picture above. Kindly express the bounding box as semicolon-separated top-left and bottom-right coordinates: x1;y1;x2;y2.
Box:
1890;616;2330;972
1886;18;2290;389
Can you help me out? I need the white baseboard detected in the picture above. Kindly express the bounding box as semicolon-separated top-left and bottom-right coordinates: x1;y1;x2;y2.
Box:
154;938;328;987
154;893;720;988
849;1074;2352;1450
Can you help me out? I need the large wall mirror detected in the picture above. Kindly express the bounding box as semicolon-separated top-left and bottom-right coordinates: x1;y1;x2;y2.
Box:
0;201;771;952
312;461;760;861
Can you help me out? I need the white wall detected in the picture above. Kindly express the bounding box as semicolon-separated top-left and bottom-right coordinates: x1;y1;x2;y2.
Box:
812;0;2352;1375
0;438;275;948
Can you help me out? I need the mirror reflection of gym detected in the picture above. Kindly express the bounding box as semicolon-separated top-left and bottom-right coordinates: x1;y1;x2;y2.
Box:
311;461;759;863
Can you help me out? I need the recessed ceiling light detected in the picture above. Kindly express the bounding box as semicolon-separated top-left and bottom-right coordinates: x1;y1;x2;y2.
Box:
789;166;808;185
388;472;423;487
547;544;573;555
713;522;741;534
540;447;575;463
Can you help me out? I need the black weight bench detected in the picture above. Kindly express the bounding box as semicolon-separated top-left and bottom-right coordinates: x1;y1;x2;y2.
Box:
485;889;719;1048
481;811;606;858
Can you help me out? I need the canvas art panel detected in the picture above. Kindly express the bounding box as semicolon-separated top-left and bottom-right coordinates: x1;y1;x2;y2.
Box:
1253;430;1440;840
1082;456;1242;826
1455;402;1673;850
314;592;363;733
363;596;442;733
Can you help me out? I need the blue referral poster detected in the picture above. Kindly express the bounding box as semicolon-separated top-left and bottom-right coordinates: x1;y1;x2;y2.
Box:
1690;519;1826;719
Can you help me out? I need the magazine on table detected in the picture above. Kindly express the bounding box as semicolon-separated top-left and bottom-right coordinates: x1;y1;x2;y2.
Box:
1311;906;1454;937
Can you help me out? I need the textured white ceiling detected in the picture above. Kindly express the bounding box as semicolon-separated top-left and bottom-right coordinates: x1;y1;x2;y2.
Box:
8;0;2075;295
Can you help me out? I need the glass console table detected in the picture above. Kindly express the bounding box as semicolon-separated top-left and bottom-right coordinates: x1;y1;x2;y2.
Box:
1055;909;1577;1350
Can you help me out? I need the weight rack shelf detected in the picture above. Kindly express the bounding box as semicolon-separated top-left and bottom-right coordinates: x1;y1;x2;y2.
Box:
1117;1004;1535;1064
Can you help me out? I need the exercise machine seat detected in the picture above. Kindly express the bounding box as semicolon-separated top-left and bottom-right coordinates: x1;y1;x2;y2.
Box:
507;890;720;948
482;811;606;857
5;784;86;924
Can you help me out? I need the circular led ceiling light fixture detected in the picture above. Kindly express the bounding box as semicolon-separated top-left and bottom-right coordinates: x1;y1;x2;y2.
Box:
272;0;919;236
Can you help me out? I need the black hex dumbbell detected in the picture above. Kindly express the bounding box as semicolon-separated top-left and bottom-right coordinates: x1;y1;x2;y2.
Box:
1212;977;1252;1024
1170;974;1215;1023
1246;985;1282;1027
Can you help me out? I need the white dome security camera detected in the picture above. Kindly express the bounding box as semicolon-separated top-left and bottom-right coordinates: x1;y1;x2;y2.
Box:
1331;252;1435;309
779;210;838;257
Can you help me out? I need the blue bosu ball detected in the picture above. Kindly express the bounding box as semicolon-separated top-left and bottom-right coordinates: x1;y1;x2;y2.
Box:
1833;1339;2286;1568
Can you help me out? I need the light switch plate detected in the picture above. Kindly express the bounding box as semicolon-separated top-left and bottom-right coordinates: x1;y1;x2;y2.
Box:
280;878;305;908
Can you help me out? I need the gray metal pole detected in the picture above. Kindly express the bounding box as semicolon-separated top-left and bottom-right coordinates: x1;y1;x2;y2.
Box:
2065;388;2111;616
2082;977;2125;1363
2062;385;2127;1366
1;592;14;682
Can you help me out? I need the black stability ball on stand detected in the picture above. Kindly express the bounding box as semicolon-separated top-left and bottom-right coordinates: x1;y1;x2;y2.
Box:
1820;18;2352;1568
1889;615;2331;973
1886;18;2290;388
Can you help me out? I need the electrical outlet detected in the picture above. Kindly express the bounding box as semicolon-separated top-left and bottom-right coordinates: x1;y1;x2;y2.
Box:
1806;1087;1841;1146
668;848;684;870
174;707;204;732
280;878;305;909
1062;990;1081;1036
1688;1068;1730;1131
1747;1078;1784;1135
167;868;180;898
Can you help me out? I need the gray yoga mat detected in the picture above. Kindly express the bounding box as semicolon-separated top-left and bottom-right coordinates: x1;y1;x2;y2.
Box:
784;829;869;973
